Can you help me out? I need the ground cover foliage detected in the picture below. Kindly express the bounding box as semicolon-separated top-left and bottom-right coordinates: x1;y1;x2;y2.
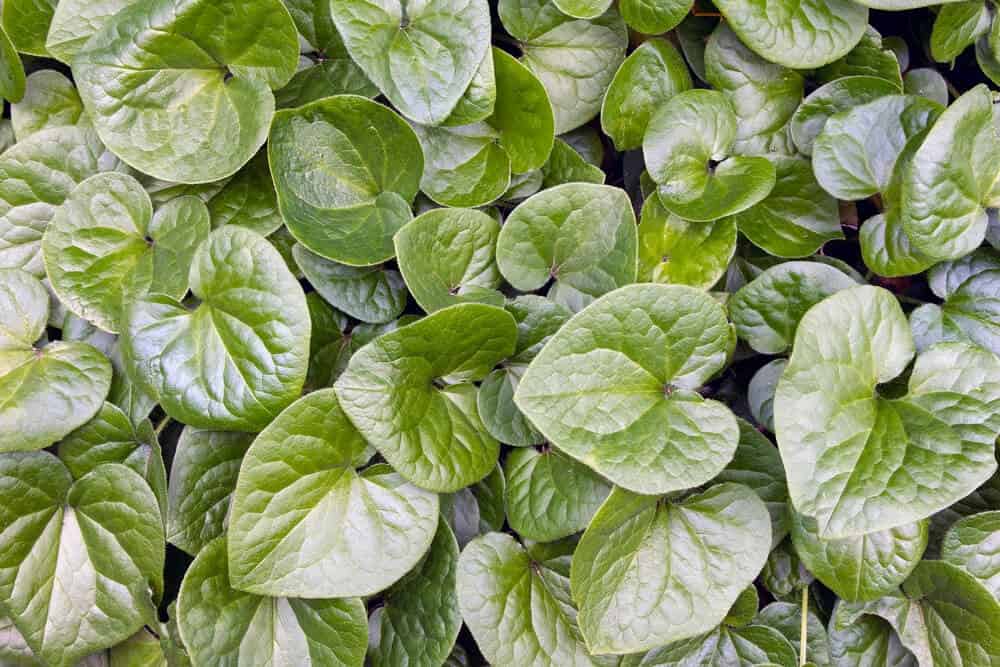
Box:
1;0;1000;665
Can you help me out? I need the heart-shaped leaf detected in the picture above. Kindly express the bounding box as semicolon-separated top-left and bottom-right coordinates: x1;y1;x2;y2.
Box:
621;624;796;666
816;27;902;88
206;151;283;237
1;0;56;56
122;226;309;431
713;0;868;69
10;70;85;141
228;389;439;597
73;0;299;183
620;0;691;34
166;426;253;556
45;0;138;63
329;0;490;125
395;208;503;313
941;511;1000;598
336;303;517;492
269;95;423;265
515;283;739;495
179;536;368;667
644;89;776;222
499;0;627;134
789;76;901;156
909;256;1000;357
571;483;772;654
457;532;609;666
0;453;163;667
496;183;637;302
0;269;112;452
775;286;1000;538
44;172;210;333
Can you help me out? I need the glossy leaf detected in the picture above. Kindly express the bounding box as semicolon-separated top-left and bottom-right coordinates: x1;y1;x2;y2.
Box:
292;244;407;324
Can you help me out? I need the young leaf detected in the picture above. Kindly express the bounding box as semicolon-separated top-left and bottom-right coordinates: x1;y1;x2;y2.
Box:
329;0;491;125
516;283;739;495
179;537;368;666
0;454;163;667
269;95;423;265
227;389;439;597
336;303;517;492
644;89;776;222
44;172;210;333
571;483;772;654
395;208;504;313
0;269;112;452
122;226;310;432
496;183;637;302
73;0;299;183
775;286;1000;538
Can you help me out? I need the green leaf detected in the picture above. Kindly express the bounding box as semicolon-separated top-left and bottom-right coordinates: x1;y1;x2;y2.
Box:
789;76;900;157
499;0;627;134
457;532;609;666
0;126;120;278
645;89;776;222
762;539;814;600
329;0;490;125
45;0;139;63
791;511;928;602
0;454;163;667
861;212;934;279
813;95;942;201
827;601;916;667
444;48;497;127
637;194;736;289
303;293;351;391
716;419;790;547
292;244;407;324
11;70;85;141
541;138;606;188
620;0;691;34
368;520;462;667
395;208;503;313
122;226;309;431
931;1;990;62
730;155;843;258
228;389;438;597
677;14;716;83
704;24;804;156
166;426;253;556
336;303;516;492
281;0;346;54
941;511;1000;597
0;24;23;104
900;85;1000;261
178;537;368;667
601;39;692;151
928;248;1000;298
56;402;167;519
1;0;56;56
748;359;786;433
903;68;949;107
276;57;378;108
206;152;283;236
44;173;210;333
413;122;511;208
73;0;299;183
496;183;637;301
730;261;860;354
816;27;902;88
516;283;738;494
269;95;423;266
0;269;113;452
713;0;867;69
622;624;797;666
488;48;556;173
756;602;831;667
571;483;772;654
504;447;611;542
775;285;1000;538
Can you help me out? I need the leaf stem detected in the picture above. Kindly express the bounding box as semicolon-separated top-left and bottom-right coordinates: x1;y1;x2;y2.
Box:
799;587;808;666
154;417;172;439
895;294;927;307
